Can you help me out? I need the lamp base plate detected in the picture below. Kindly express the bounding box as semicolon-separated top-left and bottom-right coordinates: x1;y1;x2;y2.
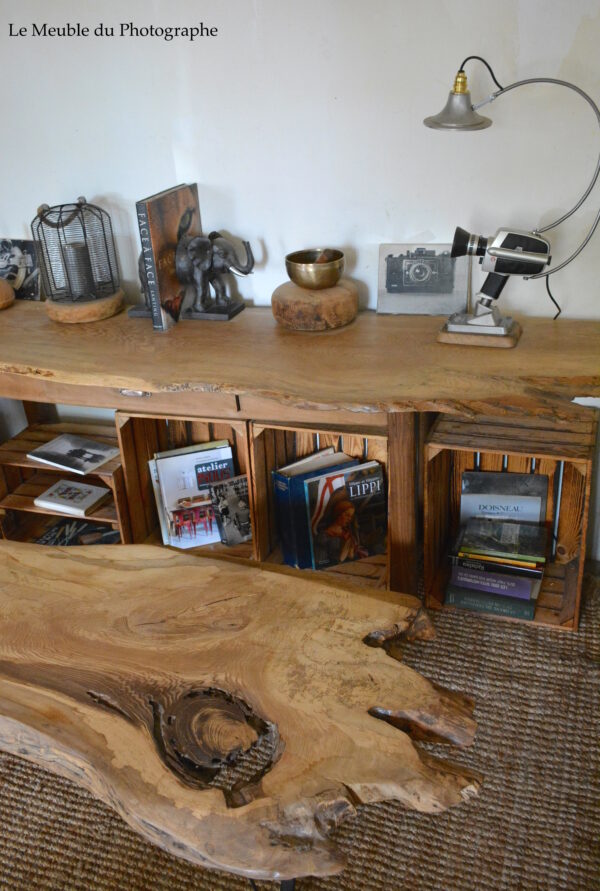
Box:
437;320;522;348
45;290;125;324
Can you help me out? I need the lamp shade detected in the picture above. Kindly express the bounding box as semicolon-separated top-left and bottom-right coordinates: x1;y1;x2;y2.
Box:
424;90;491;130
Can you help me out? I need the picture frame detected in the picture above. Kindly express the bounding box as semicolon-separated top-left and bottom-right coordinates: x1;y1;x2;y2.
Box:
377;242;469;315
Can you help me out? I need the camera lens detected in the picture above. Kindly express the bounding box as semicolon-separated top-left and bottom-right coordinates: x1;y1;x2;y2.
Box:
409;262;431;283
451;226;487;258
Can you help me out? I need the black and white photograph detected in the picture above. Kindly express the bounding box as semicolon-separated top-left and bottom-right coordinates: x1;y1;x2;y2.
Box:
210;475;252;546
377;242;469;315
27;434;120;476
0;239;40;300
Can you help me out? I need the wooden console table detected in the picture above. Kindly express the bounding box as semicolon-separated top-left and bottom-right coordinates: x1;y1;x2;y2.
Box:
0;303;598;599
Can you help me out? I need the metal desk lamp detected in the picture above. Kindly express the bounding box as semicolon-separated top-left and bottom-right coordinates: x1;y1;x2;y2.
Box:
424;56;600;346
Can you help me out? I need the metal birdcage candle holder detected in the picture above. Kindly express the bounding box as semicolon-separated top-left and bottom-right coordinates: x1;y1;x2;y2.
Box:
31;197;124;323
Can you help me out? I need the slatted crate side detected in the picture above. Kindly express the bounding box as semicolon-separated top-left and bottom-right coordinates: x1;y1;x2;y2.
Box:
424;447;452;609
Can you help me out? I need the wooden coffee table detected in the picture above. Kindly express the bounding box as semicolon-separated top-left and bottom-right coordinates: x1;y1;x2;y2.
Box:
0;541;479;882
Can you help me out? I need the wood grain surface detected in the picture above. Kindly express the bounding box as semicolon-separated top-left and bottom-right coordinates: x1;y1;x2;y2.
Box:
0;303;597;416
0;541;479;881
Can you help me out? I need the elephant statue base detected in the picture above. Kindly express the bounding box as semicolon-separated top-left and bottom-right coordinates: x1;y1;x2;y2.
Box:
176;230;254;322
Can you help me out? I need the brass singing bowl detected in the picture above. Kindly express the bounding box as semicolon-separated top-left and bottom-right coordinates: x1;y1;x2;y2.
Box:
285;249;345;290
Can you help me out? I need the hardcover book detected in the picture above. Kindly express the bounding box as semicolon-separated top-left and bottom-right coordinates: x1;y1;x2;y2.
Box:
449;565;542;601
155;443;233;549
304;462;387;570
460;471;548;524
35;518;121;546
272;449;360;569
460;518;548;564
34;479;112;517
136;183;201;330
27;434;120;475
210;475;252;546
444;584;536;620
449;552;543;580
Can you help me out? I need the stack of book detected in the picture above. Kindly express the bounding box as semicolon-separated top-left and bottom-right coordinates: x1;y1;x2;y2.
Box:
445;469;550;620
446;517;547;620
272;448;387;570
148;439;251;549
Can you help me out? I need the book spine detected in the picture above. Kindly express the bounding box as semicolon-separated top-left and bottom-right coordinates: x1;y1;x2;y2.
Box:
272;472;297;566
450;565;532;600
449;554;542;579
445;585;536;620
136;200;164;331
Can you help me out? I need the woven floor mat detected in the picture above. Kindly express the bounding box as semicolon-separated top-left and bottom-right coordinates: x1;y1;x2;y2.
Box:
0;572;598;891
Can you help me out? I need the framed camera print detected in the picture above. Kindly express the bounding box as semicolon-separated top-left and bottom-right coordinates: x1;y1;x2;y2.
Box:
377;242;469;315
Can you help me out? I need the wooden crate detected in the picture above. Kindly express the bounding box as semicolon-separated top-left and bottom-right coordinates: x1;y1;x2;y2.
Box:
115;412;256;560
250;421;389;589
424;414;598;631
0;421;131;543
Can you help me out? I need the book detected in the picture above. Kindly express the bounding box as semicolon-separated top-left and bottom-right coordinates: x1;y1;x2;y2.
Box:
449;565;542;601
155;443;234;549
460;518;548;563
444;584;536;620
456;551;540;570
148;458;170;545
33;479;112;517
27;434;120;475
34;518;121;546
272;449;360;568
210;475;252;546
304;462;387;570
136;183;202;330
449;552;543;580
460;470;548;524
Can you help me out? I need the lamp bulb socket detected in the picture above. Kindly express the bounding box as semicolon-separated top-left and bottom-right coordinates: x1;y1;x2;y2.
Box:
453;71;468;94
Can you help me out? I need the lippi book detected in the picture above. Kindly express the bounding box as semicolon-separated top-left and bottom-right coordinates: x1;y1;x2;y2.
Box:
210;475;252;546
449;565;541;601
155;442;234;549
304;462;386;570
136;183;201;330
27;434;120;475
34;479;112;517
460;518;548;564
272;448;360;569
444;584;536;621
460;471;548;525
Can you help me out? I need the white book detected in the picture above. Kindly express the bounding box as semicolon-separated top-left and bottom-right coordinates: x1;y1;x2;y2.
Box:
155;444;234;549
154;439;229;460
28;434;120;476
148;458;170;545
34;479;112;517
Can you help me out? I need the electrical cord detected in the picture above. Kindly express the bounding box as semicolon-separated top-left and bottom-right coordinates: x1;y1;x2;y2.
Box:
545;276;562;319
458;55;504;90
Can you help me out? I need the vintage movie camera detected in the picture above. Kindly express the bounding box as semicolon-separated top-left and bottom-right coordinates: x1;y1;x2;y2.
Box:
385;247;455;293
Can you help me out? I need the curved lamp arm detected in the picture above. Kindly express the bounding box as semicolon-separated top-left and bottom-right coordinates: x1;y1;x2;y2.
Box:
468;72;600;279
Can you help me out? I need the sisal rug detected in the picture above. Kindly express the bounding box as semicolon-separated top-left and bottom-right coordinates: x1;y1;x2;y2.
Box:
0;572;598;891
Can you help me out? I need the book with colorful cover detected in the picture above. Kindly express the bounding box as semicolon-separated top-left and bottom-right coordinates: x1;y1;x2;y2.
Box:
155;443;233;549
33;479;112;517
459;518;548;564
304;462;386;570
444;584;536;620
460;471;548;525
272;449;360;568
136;183;201;330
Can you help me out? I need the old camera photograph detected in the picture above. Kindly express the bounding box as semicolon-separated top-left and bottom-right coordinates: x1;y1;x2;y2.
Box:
377;242;469;315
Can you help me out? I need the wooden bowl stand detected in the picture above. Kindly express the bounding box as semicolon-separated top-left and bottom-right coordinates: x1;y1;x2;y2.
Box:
271;279;358;330
45;289;124;324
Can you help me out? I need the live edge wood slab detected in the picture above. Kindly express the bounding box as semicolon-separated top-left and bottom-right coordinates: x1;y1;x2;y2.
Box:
0;302;598;417
0;542;479;881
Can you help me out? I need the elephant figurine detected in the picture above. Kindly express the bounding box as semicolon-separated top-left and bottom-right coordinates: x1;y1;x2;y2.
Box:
175;231;254;314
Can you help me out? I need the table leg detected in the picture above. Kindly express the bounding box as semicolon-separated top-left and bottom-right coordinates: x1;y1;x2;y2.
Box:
387;411;418;595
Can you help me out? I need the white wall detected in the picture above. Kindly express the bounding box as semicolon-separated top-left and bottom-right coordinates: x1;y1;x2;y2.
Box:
2;0;600;316
1;0;598;552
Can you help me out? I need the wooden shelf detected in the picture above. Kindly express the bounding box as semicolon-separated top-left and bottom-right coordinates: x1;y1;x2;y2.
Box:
0;471;119;526
0;421;122;480
264;545;387;590
424;414;598;631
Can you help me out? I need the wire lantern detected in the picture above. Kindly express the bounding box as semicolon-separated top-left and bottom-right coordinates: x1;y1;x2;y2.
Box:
31;197;120;303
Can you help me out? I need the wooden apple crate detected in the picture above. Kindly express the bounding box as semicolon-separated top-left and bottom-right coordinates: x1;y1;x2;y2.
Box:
424;413;598;631
0;421;131;544
115;412;256;560
249;422;389;589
